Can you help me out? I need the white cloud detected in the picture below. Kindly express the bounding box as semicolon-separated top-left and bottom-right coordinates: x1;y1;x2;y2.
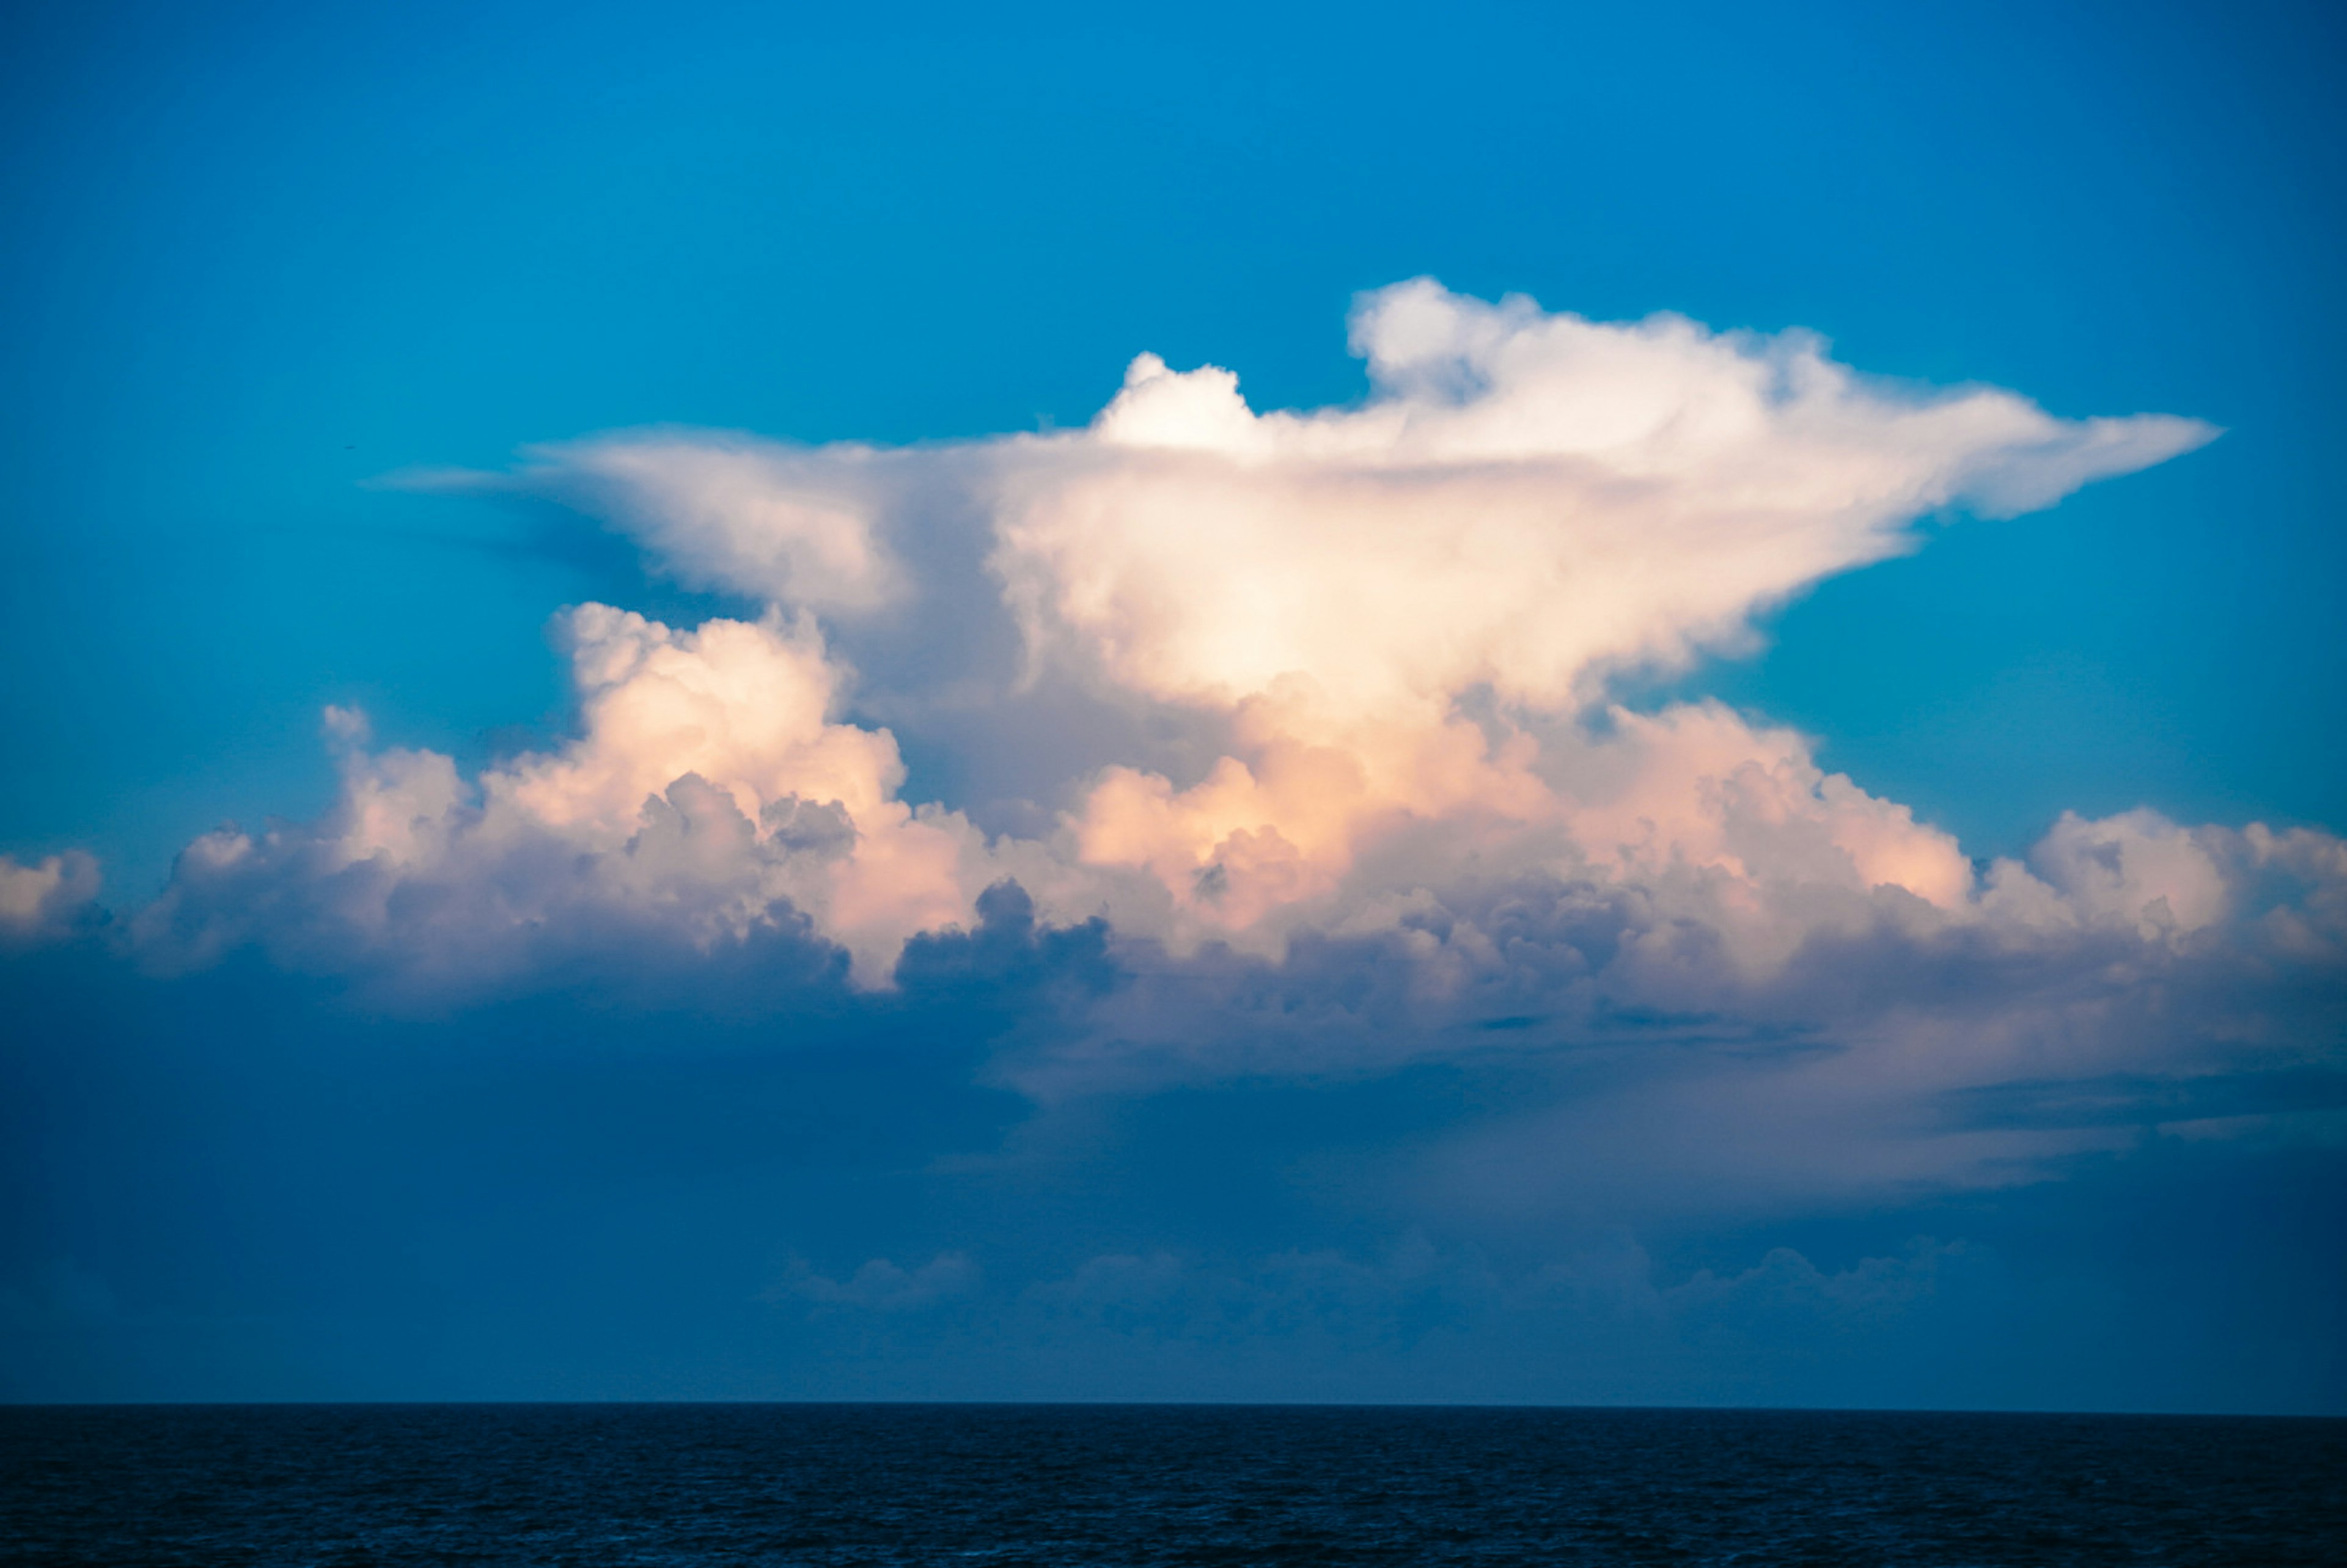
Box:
425;433;907;612
131;606;995;989
2017;808;2233;937
88;277;2340;1190
997;280;2212;722
980;284;2211;943
417;280;2209;959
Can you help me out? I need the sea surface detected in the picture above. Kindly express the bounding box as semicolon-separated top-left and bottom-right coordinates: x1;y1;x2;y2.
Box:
1;1404;2341;1566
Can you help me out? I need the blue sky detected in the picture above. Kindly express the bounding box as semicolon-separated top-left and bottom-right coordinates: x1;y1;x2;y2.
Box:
3;0;2343;1407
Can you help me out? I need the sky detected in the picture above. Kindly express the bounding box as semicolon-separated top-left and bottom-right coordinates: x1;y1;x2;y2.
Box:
2;0;2343;1410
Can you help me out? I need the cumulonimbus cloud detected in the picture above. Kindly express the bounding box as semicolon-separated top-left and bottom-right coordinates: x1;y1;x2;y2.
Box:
372;278;2225;960
54;280;2344;1183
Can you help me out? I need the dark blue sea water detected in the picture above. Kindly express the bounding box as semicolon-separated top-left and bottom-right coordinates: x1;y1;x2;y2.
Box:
2;1404;2341;1566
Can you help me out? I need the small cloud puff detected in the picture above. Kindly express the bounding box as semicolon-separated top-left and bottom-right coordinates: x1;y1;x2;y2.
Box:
771;1251;980;1313
0;852;100;947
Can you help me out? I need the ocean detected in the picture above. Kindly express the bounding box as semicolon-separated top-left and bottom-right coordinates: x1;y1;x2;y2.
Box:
2;1404;2340;1565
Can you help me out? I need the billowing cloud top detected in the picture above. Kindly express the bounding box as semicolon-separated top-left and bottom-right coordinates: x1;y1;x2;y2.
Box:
42;282;2343;1201
1002;280;2208;720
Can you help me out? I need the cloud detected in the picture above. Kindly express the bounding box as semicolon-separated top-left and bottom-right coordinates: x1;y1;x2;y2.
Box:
998;281;2211;721
422;279;2212;958
0;852;101;947
988;285;2209;943
997;1230;2011;1407
915;809;2347;1210
41;277;2334;1209
773;1251;980;1313
403;433;906;612
130;607;990;989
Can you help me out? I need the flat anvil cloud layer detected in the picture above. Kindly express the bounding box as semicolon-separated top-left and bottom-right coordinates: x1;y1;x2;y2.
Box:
12;283;2340;1171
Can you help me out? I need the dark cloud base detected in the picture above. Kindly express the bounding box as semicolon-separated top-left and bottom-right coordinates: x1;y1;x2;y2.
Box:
6;917;2341;1412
